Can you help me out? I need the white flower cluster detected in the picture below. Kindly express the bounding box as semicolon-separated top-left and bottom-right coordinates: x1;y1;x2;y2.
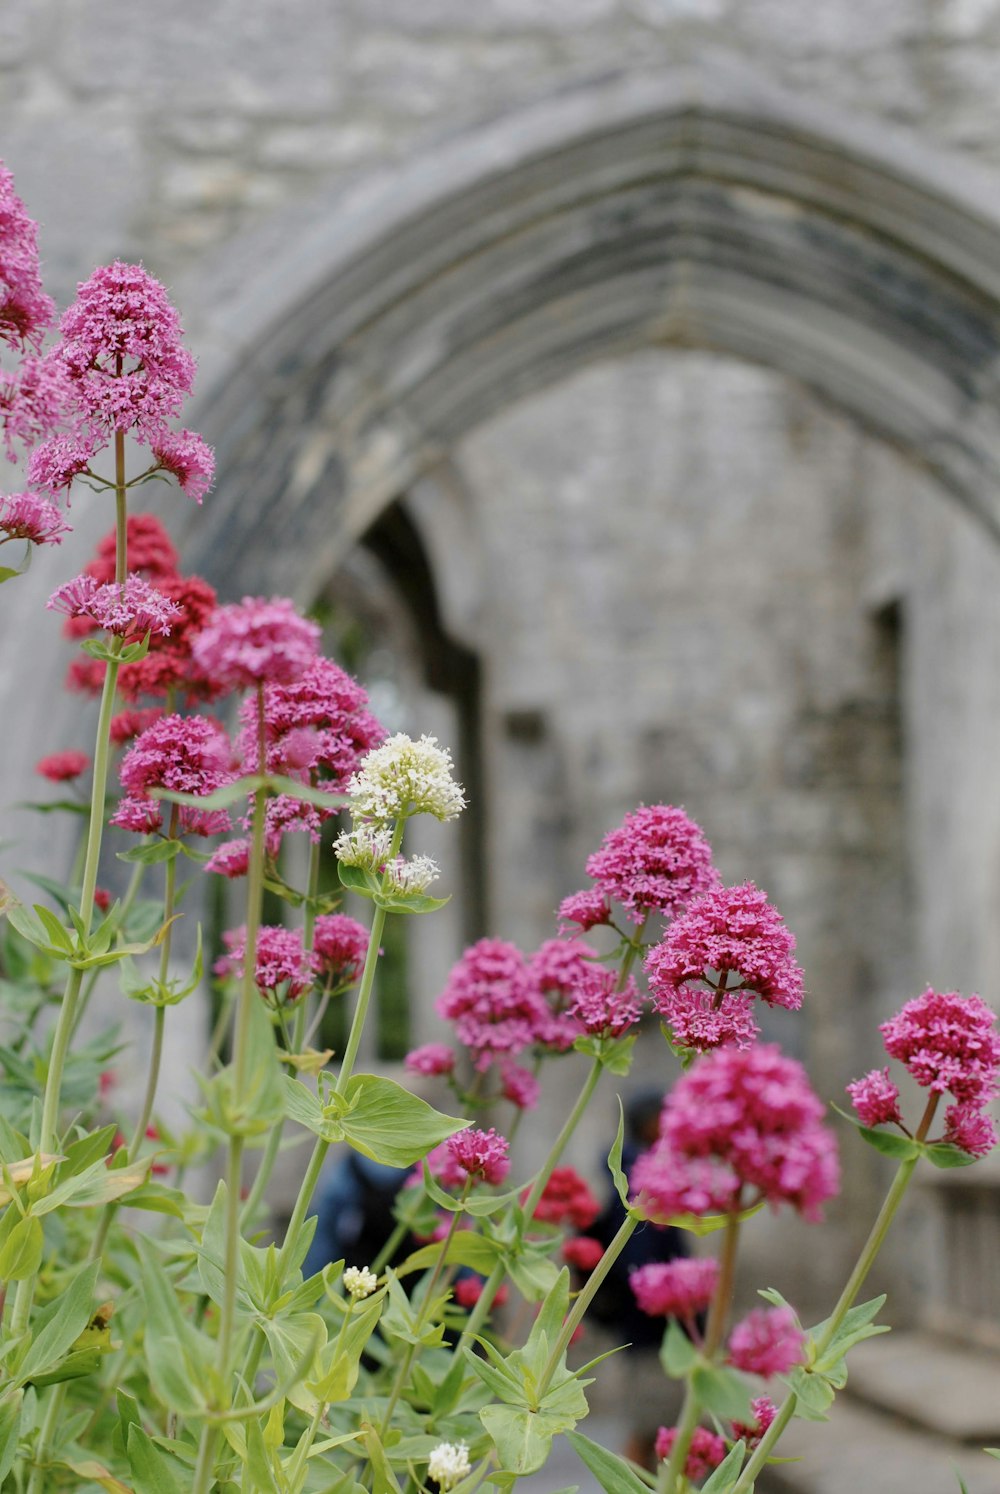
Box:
342;1265;378;1300
427;1440;471;1490
333;822;394;872
385;854;440;896
348;734;466;823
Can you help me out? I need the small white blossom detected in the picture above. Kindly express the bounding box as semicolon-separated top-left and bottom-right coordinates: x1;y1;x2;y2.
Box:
385;854;440;896
348;734;465;822
333;821;394;871
427;1440;471;1490
343;1265;378;1299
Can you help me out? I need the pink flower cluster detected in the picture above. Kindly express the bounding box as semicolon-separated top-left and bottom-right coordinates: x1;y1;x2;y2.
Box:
567;804;718;927
0;490;70;547
629;1257;719;1320
215;924;316;1005
527;937;599;1051
567;966;642;1039
646;881;804;1051
847;988;1000;1159
192;597;320;692
312;913;369;988
35;750;89;783
654;1425;725;1479
0;161;54;349
405;1043;456;1077
727;1305;806;1377
631;1044;839;1222
427;1127;510;1188
236;656;384;842
436;939;548;1072
732;1396;778;1448
48;573;181;639
0;354;70;463
111;714;234;838
526;1167;601;1229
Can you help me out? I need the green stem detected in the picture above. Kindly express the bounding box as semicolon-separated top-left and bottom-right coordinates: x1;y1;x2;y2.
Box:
732;1094;940;1494
661;1214;741;1493
336;819;403;1093
192;689;269;1494
275;1136;330;1283
17;435;130;1470
240;846;319;1232
537;1211;639;1399
129;815;178;1158
520;1058;602;1222
380;1188;470;1435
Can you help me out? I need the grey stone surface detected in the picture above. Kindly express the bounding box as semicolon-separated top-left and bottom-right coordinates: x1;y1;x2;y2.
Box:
843;1332;1000;1440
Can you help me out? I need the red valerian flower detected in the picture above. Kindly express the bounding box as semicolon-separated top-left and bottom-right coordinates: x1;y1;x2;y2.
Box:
584;803;718;925
36;749;89;782
646;881;803;1051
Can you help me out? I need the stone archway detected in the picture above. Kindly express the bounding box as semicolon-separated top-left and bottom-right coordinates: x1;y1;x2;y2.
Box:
185;58;1000;600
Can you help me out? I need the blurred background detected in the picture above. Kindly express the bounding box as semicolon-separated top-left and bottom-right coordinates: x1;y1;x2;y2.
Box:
3;2;1000;1488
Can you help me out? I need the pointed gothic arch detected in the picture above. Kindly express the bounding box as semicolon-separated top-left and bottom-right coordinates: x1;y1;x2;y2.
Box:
184;59;1000;600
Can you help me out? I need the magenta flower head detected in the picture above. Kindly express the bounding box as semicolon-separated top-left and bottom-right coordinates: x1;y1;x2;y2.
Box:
630;1258;719;1320
632;1044;839;1222
880;988;1000;1105
215;923;317;1005
149;428;214;503
111;714;235;838
528;937;598;1051
312;913;369;988
1;354;72;462
436;938;548;1072
48;573;181;638
204;838;251;879
36;749;89;783
654;1426;725;1480
1;490;71;547
54;261;195;437
404;1043;456;1078
727;1306;806;1378
445;1126;510;1186
568;966;643;1038
584;803;718;925
846;1067;903;1129
192;597;320;692
646;881;804;1052
0;160;55;348
557;887;612;933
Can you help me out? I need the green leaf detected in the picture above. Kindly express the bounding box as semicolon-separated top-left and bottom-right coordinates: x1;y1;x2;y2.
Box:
660;1318;697;1378
692;1364;753;1421
117;839;181;866
397;1233;501;1279
373;890;451;915
117;1388;142;1451
306;1294;381;1404
0;1215;42;1281
0;1391;23;1485
481;1404;563;1476
564;1430;649;1493
360;1425;403;1493
17;1260;100;1383
810;1294;888;1372
136;1236;211;1415
338;1074;467;1166
152;773;270;811
607;1101;629;1209
922;1142;978;1169
785;1365;836;1420
127;1423;188;1494
854;1122;920;1160
701;1439;748;1492
337;862;381;900
504;1242;561;1302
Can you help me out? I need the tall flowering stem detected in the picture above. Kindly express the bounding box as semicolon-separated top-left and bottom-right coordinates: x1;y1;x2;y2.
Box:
731;1092;941;1494
659;1215;742;1494
336;817;403;1091
536;1210;638;1398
